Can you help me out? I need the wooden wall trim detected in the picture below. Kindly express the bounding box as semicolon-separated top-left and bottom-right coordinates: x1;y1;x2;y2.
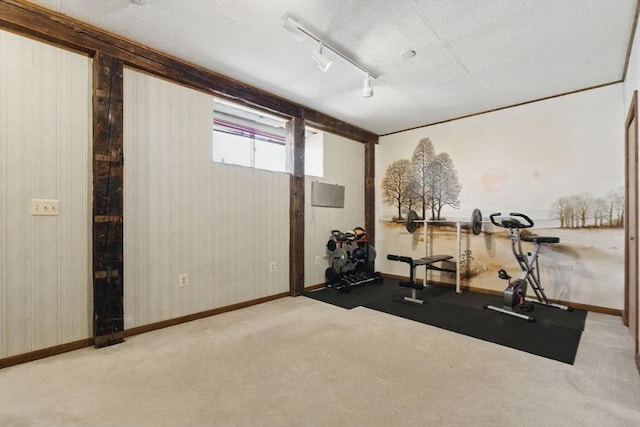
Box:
0;0;378;144
92;52;125;348
0;339;94;369
364;141;376;245
124;292;290;338
382;274;624;316
288;117;305;296
301;108;378;144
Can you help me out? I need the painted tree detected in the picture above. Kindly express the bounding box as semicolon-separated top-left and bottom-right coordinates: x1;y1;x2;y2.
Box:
591;197;608;227
573;192;591;228
552;188;624;228
410;138;436;218
381;159;412;220
551;196;571;228
427;152;461;219
606;186;624;227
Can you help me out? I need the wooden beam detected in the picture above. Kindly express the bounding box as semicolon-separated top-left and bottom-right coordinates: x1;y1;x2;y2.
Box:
92;52;124;348
302;108;378;144
364;141;376;246
288;117;305;296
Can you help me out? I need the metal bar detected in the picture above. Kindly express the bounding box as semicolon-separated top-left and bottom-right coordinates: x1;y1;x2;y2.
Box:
456;221;461;293
485;305;535;321
284;16;379;79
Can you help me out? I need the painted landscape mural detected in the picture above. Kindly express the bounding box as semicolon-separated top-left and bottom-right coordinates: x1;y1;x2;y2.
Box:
376;85;625;310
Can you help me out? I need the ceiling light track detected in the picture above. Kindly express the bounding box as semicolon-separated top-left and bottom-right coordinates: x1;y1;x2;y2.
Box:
283;15;379;93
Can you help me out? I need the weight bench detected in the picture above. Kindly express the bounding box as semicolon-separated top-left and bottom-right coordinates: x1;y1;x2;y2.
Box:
387;254;454;304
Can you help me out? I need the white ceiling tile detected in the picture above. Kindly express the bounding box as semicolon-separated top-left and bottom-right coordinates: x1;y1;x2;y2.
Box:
28;0;637;134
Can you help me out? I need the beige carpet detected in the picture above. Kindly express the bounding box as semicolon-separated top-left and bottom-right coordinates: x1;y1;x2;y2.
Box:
1;296;639;426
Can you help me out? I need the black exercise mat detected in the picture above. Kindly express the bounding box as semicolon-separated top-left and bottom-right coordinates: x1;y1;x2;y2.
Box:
305;280;587;364
304;281;449;309
432;288;586;332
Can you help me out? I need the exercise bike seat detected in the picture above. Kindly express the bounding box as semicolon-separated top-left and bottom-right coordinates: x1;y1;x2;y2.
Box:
523;236;559;244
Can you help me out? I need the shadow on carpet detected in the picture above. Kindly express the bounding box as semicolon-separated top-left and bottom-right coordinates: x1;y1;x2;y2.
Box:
305;280;586;365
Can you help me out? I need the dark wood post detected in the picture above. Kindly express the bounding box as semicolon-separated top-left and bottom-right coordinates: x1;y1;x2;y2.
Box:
288;117;305;296
92;52;125;348
365;140;376;246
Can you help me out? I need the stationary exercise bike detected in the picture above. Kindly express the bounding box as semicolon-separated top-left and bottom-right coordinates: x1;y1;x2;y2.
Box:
484;212;572;321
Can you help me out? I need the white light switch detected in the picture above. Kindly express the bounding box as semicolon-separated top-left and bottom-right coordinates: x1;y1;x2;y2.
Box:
31;199;60;216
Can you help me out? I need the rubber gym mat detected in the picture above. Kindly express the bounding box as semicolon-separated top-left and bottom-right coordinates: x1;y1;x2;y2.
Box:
305;279;587;364
304;281;449;310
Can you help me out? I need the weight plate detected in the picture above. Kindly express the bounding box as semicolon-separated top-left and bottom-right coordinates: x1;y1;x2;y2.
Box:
367;245;377;261
352;247;366;261
325;267;338;284
406;210;419;233
471;209;483;235
332;248;348;268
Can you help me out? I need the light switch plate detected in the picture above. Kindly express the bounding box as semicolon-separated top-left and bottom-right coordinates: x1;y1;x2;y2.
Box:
31;199;59;216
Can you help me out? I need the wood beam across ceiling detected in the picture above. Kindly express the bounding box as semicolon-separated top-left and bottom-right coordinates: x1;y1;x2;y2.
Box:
0;0;379;144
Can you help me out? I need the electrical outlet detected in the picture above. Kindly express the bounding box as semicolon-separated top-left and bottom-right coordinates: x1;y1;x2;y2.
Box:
315;255;321;265
269;262;276;272
31;199;59;216
179;273;188;287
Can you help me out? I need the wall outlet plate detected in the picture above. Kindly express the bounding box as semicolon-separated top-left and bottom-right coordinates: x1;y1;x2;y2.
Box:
179;273;188;287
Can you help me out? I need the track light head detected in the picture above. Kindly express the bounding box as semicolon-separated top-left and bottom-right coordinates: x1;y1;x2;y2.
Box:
362;73;374;98
311;44;332;72
282;16;307;42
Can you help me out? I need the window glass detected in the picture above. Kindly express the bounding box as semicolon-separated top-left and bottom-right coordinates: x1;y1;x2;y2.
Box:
255;139;286;172
213;131;252;167
212;98;324;177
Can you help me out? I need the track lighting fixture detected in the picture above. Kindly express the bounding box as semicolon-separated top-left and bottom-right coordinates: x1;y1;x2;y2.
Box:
282;14;378;98
362;73;374;98
311;43;332;72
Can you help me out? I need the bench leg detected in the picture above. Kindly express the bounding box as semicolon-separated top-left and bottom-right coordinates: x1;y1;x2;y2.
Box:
403;288;424;304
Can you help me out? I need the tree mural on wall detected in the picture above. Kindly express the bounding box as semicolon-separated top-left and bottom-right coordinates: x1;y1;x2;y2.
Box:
550;186;624;228
381;159;413;220
427;152;461;219
381;138;461;220
410;138;436;219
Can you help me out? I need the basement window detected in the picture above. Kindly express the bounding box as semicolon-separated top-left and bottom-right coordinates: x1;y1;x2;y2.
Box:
212;98;323;177
213;99;288;172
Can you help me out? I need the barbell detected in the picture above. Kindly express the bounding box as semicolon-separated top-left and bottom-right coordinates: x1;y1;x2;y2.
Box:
405;208;484;235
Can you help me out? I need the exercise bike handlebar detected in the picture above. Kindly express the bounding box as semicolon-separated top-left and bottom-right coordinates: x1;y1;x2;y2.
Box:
489;212;534;229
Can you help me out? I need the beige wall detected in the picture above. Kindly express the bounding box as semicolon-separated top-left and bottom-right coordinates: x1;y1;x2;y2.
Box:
0;31;92;358
123;69;290;328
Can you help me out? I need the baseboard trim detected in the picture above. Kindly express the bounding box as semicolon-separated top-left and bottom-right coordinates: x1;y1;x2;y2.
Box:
1;292;291;369
379;273;623;316
124;292;290;338
304;283;327;292
0;338;94;369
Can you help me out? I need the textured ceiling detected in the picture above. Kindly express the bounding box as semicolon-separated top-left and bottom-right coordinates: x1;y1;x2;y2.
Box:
28;0;638;135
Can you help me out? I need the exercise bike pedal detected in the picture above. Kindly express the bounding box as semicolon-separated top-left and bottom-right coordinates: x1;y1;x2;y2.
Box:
519;301;535;313
498;269;511;281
